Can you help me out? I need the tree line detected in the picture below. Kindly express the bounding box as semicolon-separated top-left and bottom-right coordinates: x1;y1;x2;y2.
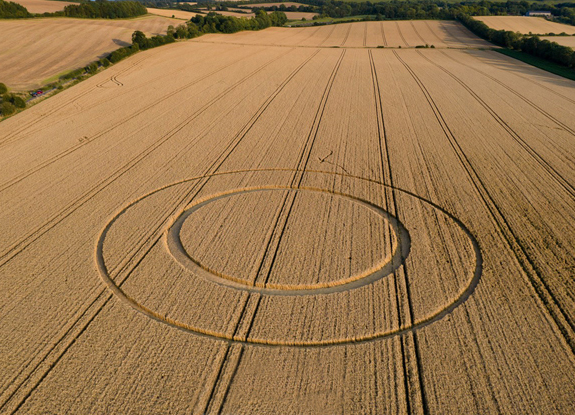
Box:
1;83;26;117
458;14;575;68
235;0;575;24
62;0;147;19
0;0;147;19
189;10;287;34
0;0;30;18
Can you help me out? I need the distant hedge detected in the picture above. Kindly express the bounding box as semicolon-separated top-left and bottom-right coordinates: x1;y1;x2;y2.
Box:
0;0;31;18
63;1;147;19
189;10;288;34
458;14;575;69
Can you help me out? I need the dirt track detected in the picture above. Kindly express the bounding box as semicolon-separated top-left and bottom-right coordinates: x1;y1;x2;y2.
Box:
1;21;575;414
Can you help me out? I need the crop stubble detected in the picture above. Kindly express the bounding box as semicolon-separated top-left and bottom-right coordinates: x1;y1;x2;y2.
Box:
0;21;575;414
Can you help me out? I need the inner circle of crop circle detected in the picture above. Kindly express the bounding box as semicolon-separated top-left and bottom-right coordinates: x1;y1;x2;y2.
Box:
95;168;483;348
166;187;410;296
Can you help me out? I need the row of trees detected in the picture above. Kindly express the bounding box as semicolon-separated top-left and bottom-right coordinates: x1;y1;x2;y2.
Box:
458;14;575;68
131;30;176;50
63;1;147;19
189;10;287;34
0;0;30;18
268;0;575;23
1;85;26;117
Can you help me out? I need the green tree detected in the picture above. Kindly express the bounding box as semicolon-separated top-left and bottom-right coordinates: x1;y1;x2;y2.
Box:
0;83;7;94
12;96;25;108
132;30;148;50
1;101;16;116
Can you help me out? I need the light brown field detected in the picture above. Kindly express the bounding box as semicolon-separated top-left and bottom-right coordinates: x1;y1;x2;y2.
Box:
208;9;316;20
241;2;306;7
0;15;180;90
146;7;202;20
1;21;575;414
193;20;491;48
282;11;316;20
11;0;75;13
209;10;255;18
541;35;575;48
477;15;575;35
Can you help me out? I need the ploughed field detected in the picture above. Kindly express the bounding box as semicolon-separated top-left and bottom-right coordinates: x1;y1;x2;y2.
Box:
1;21;575;414
0;15;180;90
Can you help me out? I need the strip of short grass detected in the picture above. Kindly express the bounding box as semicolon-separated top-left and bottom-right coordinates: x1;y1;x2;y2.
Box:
494;48;575;81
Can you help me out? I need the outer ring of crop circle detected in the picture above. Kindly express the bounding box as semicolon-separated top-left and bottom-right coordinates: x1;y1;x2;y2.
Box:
95;168;483;348
166;187;411;296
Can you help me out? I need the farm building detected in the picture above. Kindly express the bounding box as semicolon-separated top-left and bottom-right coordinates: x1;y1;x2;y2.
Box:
526;11;552;17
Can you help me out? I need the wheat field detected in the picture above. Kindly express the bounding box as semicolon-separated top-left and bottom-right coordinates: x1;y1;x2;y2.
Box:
0;15;181;90
1;21;575;414
541;35;575;49
12;0;75;13
477;16;575;35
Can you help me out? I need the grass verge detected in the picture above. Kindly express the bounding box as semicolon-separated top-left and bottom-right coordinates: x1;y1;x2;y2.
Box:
494;47;575;81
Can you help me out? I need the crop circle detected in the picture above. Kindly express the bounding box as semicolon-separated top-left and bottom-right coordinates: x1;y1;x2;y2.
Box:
96;169;482;347
166;187;410;296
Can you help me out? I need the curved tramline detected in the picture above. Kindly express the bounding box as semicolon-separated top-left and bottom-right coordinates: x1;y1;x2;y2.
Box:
1;21;575;415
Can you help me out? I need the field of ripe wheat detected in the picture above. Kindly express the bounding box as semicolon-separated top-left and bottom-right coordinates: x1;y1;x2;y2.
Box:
0;15;180;89
477;15;575;35
1;21;574;414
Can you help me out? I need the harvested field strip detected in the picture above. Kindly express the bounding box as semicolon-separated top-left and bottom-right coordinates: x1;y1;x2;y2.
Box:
393;50;575;356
